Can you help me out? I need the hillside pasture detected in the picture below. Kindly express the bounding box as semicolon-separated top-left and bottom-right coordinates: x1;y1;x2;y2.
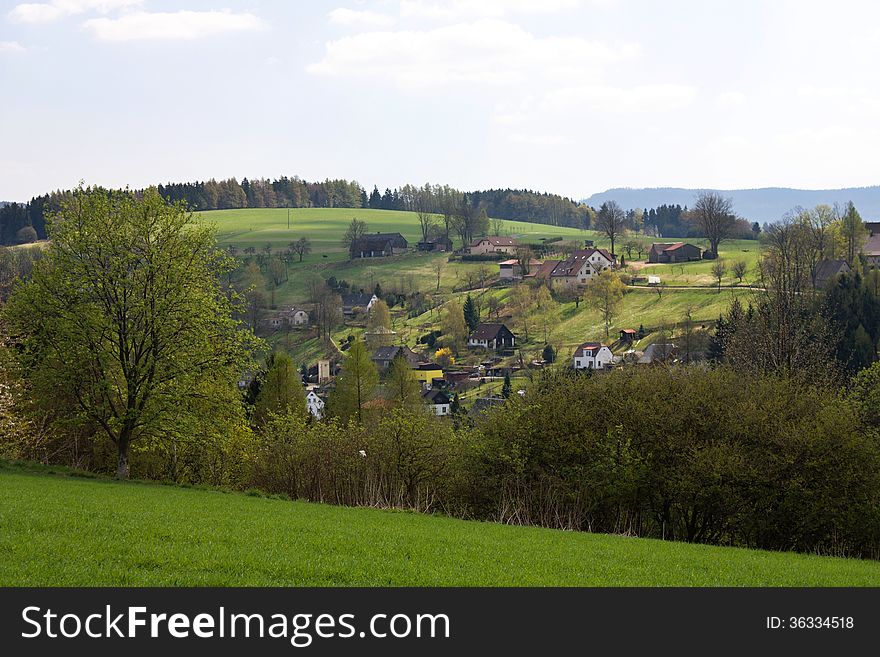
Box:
2;463;879;586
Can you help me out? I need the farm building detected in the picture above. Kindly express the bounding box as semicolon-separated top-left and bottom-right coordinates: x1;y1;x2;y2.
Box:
863;222;880;268
549;248;616;287
417;236;453;252
499;258;542;280
638;343;677;364
619;328;637;343
468;323;516;350
648;242;702;263
469;236;518;255
813;259;850;289
572;342;614;370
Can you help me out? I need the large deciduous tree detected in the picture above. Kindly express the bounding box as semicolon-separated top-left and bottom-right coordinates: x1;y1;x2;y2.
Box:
691;192;736;258
595;200;626;257
5;187;257;479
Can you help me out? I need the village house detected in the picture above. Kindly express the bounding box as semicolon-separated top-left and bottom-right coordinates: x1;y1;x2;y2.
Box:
280;307;309;326
306;390;325;419
572;342;614;370
863;222;880;268
813;259;851;289
549;248;616;287
422;388;452;416
413;362;444;387
648;242;703;263
469;236;518;255
468;323;516;350
341;292;378;316
524;259;561;284
371;345;421;371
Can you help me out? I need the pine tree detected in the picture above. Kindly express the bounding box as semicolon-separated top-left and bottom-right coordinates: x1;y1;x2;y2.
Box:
501;373;512;399
706;315;726;364
463;294;480;332
330;338;379;424
542;344;556;363
253;351;307;426
368;186;382;209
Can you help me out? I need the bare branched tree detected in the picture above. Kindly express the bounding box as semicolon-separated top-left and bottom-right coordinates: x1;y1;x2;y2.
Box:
690;192;736;258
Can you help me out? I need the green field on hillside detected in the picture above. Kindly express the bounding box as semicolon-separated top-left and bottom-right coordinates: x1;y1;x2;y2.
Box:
1;463;878;586
198;207;589;258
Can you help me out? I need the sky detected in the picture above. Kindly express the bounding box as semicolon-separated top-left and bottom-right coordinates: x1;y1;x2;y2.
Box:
2;0;880;201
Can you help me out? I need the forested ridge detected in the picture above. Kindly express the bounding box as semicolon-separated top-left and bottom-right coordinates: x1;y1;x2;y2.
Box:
0;177;590;246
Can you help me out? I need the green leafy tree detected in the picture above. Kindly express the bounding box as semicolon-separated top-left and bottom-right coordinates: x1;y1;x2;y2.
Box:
386;354;422;410
5;187;257;479
586;270;626;337
441;301;468;351
330;337;378;424
253;351;307;426
463;294;480;332
367;299;392;332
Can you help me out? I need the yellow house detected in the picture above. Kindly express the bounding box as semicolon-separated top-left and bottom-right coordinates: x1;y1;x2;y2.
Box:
412;363;443;385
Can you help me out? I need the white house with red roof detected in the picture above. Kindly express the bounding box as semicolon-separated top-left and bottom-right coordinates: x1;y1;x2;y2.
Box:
550;248;616;287
572;342;613;370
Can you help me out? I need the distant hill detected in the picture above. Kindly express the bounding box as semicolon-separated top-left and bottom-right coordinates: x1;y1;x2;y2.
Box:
583;186;880;223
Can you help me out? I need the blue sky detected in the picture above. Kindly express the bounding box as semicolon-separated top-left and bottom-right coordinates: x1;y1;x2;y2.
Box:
2;0;880;200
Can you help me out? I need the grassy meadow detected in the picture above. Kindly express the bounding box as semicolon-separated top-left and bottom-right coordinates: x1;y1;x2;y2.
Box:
198;208;762;362
2;462;878;587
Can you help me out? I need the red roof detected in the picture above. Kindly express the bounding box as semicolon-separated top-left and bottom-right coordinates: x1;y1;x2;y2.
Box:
573;342;607;358
620;328;637;335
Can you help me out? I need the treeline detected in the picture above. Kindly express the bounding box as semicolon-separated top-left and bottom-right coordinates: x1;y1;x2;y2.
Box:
0;196;50;245
0;177;592;245
640;203;759;239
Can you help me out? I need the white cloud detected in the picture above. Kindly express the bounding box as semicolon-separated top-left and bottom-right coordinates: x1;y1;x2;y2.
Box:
0;40;27;53
508;133;566;146
8;0;142;24
543;84;697;113
715;90;746;109
308;19;636;87
83;10;265;42
329;7;395;28
399;0;584;21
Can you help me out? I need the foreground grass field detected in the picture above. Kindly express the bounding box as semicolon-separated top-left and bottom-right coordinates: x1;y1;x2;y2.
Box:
2;463;879;586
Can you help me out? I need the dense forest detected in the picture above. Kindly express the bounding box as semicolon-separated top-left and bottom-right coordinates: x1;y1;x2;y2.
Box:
0;177;591;245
